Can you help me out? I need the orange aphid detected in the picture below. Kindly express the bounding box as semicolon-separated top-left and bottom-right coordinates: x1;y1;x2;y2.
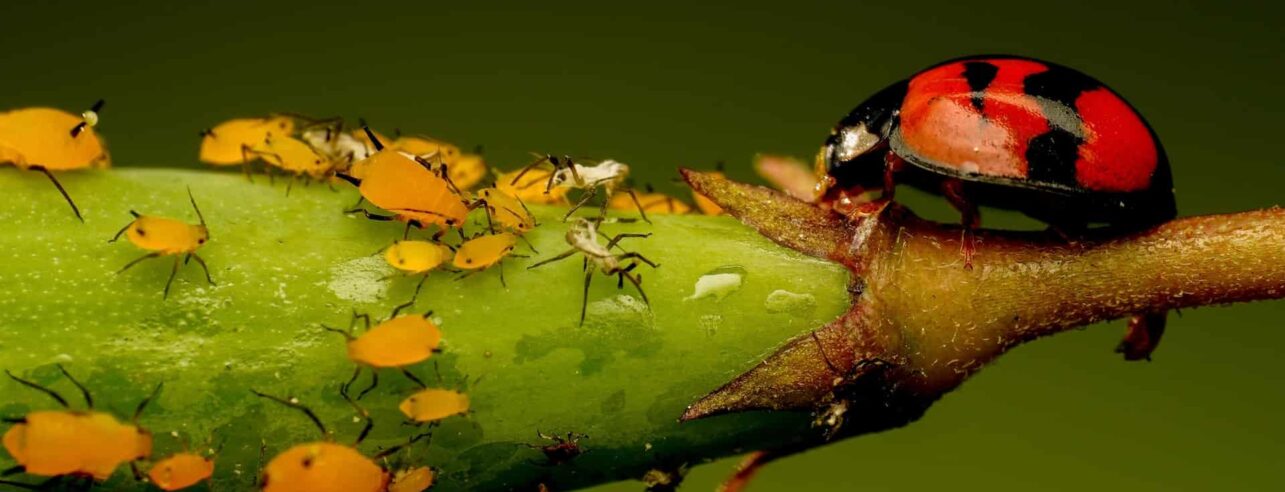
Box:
397;388;470;424
388;466;434;492
0;101;109;221
342;315;443;369
391;136;461;165
453;233;517;271
261;442;387;492
346;149;469;229
253;135;332;179
476;187;535;234
495;167;570;205
199;116;295;165
384;240;453;274
444;153;487;191
110;188;214;299
147;452;214;491
609;191;692;214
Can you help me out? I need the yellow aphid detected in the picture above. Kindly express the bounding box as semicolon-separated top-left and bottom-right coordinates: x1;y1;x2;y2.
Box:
609;191;692;214
446;153;487;191
0;101;109;221
495;167;569;204
111;188;215;299
384;240;453;274
392;136;461;165
398;388;471;423
343;315;443;369
453;233;517;270
254;135;332;179
477;187;535;234
388;466;434;492
199;116;295;165
148;452;215;491
261;442;387;492
347;149;469;229
692;172;724;215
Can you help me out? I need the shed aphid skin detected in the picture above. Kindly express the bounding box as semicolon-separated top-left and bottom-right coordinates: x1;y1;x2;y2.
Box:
511;154;650;222
527;431;588;466
110;187;215;299
0;365;161;487
0;99;110;221
337;125;470;235
199;116;295;166
322;290;443;400
527;218;658;325
452;232;522;287
299;120;379;172
250;389;428;492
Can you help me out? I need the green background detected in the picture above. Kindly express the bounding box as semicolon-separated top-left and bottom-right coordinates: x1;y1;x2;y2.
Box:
2;0;1282;490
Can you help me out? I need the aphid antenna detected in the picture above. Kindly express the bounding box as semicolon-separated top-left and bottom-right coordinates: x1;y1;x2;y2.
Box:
133;382;164;424
338;383;373;446
5;370;70;408
55;364;94;409
350;309;373;331
250;390;330;440
198;128;215;138
372;429;433;460
186;186;207;228
359;119;385;151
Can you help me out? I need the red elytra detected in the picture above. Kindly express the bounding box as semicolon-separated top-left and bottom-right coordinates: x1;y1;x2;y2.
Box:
818;55;1175;361
820;55;1175;228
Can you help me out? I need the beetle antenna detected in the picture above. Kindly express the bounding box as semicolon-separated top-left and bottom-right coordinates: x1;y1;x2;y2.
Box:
359;119;384;151
133;382;164;423
250;390;329;439
5;370;69;408
56;364;94;409
187;186;206;227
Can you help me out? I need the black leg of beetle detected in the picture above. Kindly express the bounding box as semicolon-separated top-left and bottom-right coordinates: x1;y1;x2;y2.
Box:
163;255;182;299
528;248;577;270
941;179;979;269
615;252;659;269
4;370;69;408
580;267;594;326
30;166;82;222
56;364;93;409
401;368;427;389
563;186;599;221
190;253;215;286
627;189;651;224
357;370;379;400
118;252;161;274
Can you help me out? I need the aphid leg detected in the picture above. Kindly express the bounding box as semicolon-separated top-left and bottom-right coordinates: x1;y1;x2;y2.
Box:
4;370;70;408
373;430;433;460
285;176;295;197
580;267;594;326
339;382;373;445
356;370;380;400
564;156;583;184
518;234;539;254
250;390;329;438
437;163;463;195
119;252;162;274
942;179;980;269
498;261;507;288
563;186;599;221
321;324;356;342
348;310;373;331
401;368;428;389
347;208;397;222
527;249;578;270
0;465;23;477
30;165;82;222
390;279;425;318
627;189;652;224
131;382;163;425
56;364;94;409
341;366;363;396
130;461;144;481
190;253;216;286
162;256;182;299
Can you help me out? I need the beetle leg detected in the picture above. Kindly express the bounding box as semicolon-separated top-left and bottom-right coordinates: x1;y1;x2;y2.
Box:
1117;311;1167;361
942;179;980;269
881;151;905;200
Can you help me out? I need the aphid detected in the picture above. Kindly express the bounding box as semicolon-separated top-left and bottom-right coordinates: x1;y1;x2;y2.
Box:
609;187;692;215
452;232;520;287
446;153;488;191
0;100;109;221
110;187;215;299
495;166;569;205
527;218;657;325
300;123;380;171
511;155;647;221
384;240;453;275
147;451;215;491
250;389;428;492
527;431;587;466
338;128;469;233
817;55;1177;359
199;116;295;166
475;187;536;234
387;466;434;492
322;297;442;400
1;365;160;486
398;387;470;424
390;136;461;166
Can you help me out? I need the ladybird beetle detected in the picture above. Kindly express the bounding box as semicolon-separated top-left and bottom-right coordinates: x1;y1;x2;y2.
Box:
1;365;160;485
110;187;215;299
818;55;1176;360
0;100;109;221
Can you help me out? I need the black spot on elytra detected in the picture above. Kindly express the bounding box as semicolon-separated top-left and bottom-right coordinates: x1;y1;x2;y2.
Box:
1026;128;1081;185
1023;65;1101;108
962;61;999;113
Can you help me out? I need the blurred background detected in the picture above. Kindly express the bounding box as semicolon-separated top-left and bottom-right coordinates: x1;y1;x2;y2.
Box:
3;0;1281;489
